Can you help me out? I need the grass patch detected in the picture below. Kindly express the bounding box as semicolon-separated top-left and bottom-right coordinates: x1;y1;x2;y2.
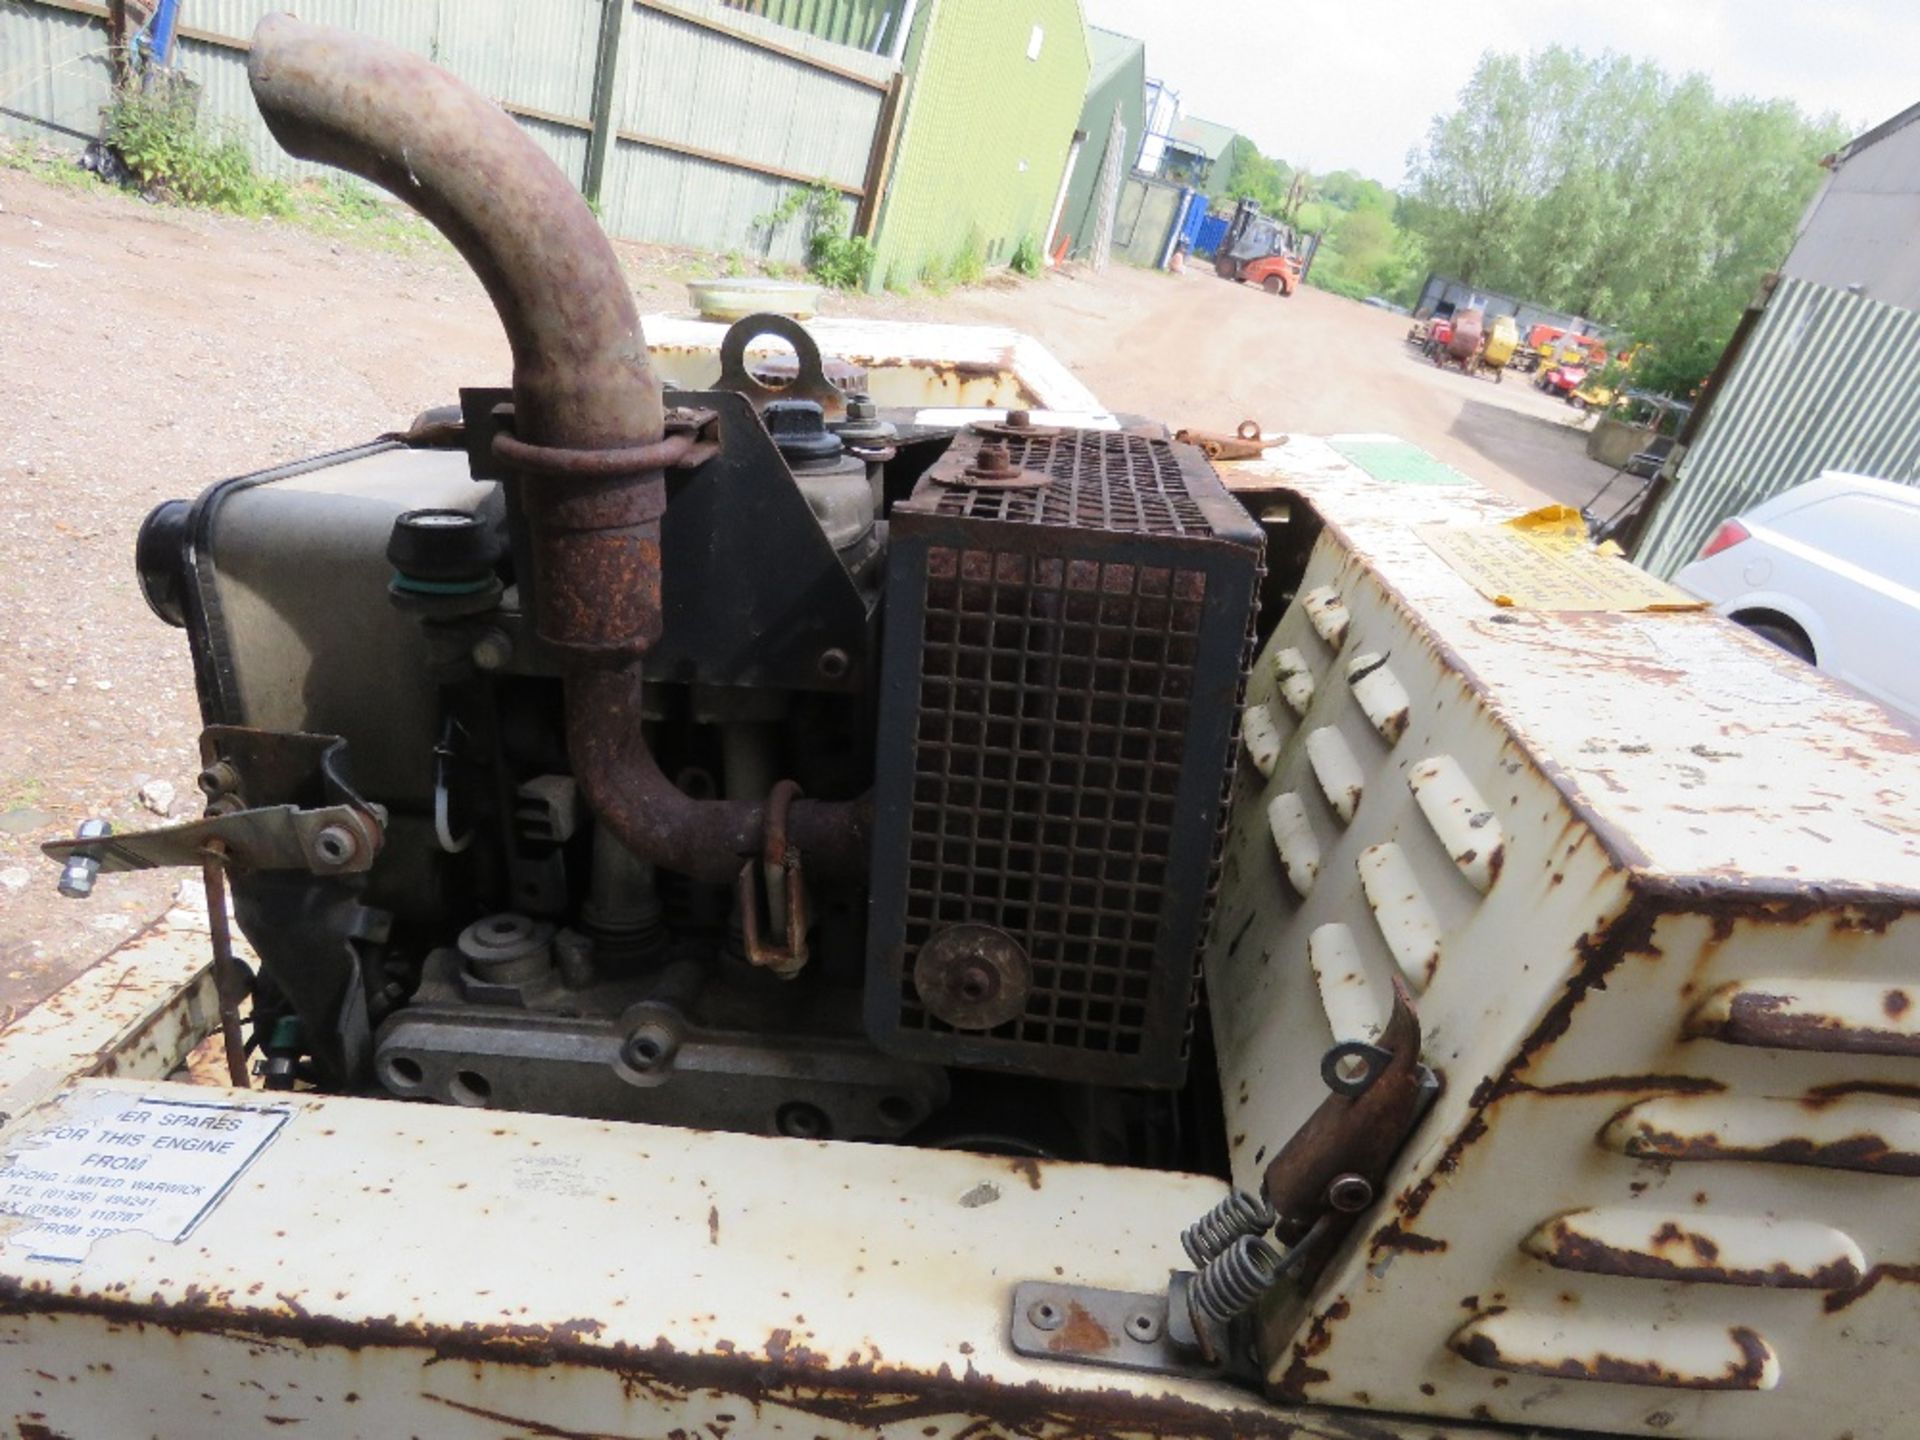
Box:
286;175;439;252
104;77;291;215
948;228;986;286
1009;231;1043;277
0;139;93;190
752;181;875;290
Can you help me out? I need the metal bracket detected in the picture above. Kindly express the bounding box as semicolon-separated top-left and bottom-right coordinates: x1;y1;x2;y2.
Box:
1174;419;1274;460
42;728;385;876
713;312;849;419
1008;1278;1255;1383
42;804;382;875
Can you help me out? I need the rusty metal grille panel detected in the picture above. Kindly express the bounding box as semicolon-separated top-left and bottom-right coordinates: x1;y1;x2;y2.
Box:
899;546;1205;1055
868;430;1262;1087
928;431;1213;536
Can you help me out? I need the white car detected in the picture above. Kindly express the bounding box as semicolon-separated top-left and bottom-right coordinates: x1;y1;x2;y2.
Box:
1675;471;1920;723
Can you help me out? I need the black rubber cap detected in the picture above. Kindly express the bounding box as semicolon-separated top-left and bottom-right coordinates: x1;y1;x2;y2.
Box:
135;498;191;629
386;508;500;584
762;399;844;465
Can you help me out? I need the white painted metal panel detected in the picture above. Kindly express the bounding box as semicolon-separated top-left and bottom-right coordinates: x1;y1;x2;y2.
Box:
1209;437;1920;1439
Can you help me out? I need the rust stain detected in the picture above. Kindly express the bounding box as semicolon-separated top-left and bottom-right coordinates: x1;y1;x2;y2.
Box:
1507;1073;1724;1099
706;1206;719;1247
1804;1080;1920;1107
1390;892;1666;1233
1047;1302;1113;1357
1535;1217;1860;1290
1822;1263;1920;1314
1696;989;1920;1057
1273;1298;1350;1400
1006;1157;1043;1192
1452;1318;1775;1391
1368;1222;1448;1255
0;1268;1378;1440
1614;1117;1920;1176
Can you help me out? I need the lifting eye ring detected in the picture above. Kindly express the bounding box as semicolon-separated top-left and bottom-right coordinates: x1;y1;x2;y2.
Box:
716;312;847;421
1321;1040;1394;1098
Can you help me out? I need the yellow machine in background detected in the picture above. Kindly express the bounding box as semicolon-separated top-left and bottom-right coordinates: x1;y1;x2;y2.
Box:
1482;314;1519;369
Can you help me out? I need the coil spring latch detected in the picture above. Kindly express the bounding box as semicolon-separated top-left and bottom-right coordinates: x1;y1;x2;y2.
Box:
1008;980;1435;1386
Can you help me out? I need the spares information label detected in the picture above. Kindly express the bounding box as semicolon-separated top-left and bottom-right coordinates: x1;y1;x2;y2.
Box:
1;1093;290;1262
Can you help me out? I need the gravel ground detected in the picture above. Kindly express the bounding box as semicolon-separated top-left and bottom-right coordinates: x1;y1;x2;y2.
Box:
0;155;1610;1017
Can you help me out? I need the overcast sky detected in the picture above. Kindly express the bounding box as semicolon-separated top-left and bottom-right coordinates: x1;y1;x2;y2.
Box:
1080;0;1916;185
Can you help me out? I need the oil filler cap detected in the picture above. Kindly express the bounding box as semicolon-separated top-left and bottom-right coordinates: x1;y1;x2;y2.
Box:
762;399;845;469
387;508;498;583
387;508;503;614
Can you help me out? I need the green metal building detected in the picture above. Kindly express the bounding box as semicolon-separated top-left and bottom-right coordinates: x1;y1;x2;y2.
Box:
868;0;1091;288
1053;25;1146;261
728;0;1093;290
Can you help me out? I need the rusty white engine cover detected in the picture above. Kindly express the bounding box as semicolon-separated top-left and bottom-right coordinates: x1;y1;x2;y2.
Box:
1213;436;1920;1440
2;340;1917;1440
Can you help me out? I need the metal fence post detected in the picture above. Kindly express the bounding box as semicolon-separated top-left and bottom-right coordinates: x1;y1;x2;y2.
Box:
583;0;628;203
853;69;905;238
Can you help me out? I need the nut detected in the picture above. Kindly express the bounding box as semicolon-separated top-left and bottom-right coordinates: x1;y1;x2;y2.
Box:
970;441;1016;479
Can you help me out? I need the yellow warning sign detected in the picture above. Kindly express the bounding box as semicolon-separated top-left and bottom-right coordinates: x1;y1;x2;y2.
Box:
1418;505;1707;612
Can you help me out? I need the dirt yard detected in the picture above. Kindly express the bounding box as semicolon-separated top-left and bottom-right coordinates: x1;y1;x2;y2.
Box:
0;163;1614;1015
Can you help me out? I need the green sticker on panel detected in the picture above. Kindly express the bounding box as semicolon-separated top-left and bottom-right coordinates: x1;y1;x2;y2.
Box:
1329;439;1471;487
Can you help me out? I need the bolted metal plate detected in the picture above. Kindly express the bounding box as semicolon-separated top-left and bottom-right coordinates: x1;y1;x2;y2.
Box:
1009;1280;1232;1382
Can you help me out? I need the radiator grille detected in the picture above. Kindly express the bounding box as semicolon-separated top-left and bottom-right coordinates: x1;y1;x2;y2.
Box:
902;547;1205;1055
868;427;1263;1087
928;431;1213;536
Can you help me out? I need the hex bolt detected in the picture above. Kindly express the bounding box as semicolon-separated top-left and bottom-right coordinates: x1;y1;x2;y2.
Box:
470;627;515;671
56;819;112;899
1026;1299;1064;1332
313;824;358;868
1125;1311;1162;1343
974;441;1014;475
817;648;851;680
1006;409;1033;429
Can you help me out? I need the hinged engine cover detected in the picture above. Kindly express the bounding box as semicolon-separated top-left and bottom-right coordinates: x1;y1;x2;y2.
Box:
865;426;1264;1087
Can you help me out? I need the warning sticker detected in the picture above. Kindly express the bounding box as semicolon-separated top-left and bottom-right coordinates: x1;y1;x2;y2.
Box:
1;1093;290;1263
1419;505;1707;612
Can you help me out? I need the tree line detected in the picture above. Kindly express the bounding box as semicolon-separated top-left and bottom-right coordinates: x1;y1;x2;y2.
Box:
1211;48;1849;394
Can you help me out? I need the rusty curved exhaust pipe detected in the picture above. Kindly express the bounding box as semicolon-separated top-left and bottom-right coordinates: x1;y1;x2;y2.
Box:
248;14;866;883
249;11;664;654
